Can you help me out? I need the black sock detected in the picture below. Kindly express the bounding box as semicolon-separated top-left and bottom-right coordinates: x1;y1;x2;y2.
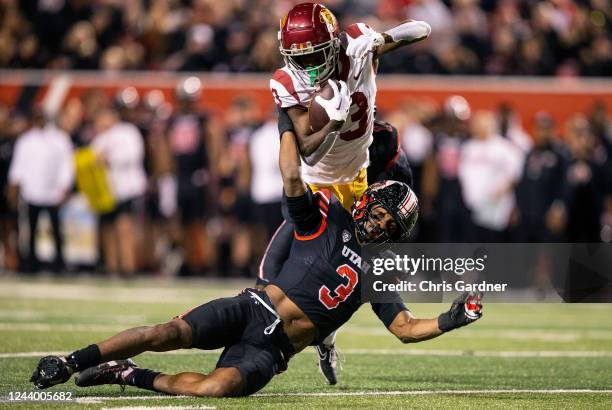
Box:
67;344;101;371
127;368;161;392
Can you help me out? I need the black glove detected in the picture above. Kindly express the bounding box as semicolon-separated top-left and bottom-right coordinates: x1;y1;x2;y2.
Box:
438;291;483;332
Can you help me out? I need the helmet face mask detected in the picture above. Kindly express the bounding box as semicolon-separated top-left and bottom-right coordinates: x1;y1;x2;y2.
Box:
352;181;419;244
359;206;392;244
279;3;340;86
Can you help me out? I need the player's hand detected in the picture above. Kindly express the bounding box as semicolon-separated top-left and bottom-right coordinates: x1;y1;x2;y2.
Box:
346;32;385;60
314;80;350;123
438;291;483;332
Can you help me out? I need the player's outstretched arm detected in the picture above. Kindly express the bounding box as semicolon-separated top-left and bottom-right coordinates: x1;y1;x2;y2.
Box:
345;20;431;60
279;129;307;198
388;292;483;343
278;129;325;236
377;20;432;56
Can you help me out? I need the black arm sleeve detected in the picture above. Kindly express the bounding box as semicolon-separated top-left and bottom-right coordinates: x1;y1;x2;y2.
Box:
371;301;408;328
282;187;323;236
277;106;295;137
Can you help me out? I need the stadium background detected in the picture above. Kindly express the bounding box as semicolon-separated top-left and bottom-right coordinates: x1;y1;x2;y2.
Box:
0;0;611;407
1;0;611;277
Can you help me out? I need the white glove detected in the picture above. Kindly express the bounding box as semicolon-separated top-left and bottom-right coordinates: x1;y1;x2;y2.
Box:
345;32;385;60
314;80;350;123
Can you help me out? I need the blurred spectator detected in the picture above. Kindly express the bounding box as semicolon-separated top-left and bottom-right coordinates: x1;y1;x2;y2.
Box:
166;77;218;275
498;104;533;153
515;112;570;241
422;96;472;242
132;89;176;273
8;109;74;272
458;110;524;241
248;116;284;241
405;0;455;56
395;101;434;197
0;0;609;76
62;21;99;69
214;96;261;276
0;104;18;271
92;108;146;276
563;115;607;241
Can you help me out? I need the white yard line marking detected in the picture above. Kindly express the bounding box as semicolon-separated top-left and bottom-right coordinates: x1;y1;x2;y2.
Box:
341;326;612;341
0;323;127;332
4;321;612;343
3;390;611;404
255;389;612;397
0;310;147;323
100;406;216;410
69;390;612;402
3;349;612;359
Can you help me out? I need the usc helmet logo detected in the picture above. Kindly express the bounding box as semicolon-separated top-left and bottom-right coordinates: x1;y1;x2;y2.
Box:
280;14;288;30
319;7;337;33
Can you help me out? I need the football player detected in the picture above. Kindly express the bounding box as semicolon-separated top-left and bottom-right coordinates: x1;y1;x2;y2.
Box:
265;2;430;383
30;126;482;398
257;109;414;384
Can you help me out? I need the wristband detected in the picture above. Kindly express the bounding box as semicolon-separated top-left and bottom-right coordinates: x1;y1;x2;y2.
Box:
437;312;455;333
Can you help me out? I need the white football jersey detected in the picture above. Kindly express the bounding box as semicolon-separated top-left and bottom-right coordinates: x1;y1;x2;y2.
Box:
270;23;378;185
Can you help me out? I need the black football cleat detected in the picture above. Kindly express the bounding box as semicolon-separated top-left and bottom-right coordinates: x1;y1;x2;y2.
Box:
315;344;338;385
30;355;74;389
75;359;137;388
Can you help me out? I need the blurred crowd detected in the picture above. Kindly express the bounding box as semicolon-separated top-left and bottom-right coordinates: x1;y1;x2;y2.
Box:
0;78;611;276
390;95;612;244
0;0;610;76
0;78;289;277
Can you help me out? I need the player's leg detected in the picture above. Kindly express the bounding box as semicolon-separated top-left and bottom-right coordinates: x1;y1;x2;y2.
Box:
152;367;244;397
30;318;194;389
382;150;414;187
256;220;293;287
75;360;245;397
95;318;193;359
30;295;244;389
75;289;288;397
316;330;339;385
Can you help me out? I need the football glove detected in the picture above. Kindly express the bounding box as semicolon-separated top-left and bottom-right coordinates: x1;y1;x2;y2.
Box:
345;32;385;60
314;80;350;123
438;291;483;332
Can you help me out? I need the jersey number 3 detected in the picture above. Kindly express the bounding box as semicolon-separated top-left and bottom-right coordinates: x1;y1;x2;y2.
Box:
340;92;369;141
319;264;359;309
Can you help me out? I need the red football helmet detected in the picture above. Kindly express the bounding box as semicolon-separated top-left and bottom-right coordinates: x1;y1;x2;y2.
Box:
279;3;340;85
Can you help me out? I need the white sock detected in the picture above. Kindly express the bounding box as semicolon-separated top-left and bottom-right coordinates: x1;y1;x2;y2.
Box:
322;331;337;347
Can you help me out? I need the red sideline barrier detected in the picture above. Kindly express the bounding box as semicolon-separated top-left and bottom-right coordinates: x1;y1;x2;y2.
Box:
0;71;610;133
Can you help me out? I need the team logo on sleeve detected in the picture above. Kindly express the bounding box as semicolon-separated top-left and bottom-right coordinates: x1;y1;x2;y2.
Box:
342;229;352;243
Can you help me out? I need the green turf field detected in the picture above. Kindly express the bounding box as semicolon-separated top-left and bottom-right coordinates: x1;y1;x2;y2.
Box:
0;276;611;409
